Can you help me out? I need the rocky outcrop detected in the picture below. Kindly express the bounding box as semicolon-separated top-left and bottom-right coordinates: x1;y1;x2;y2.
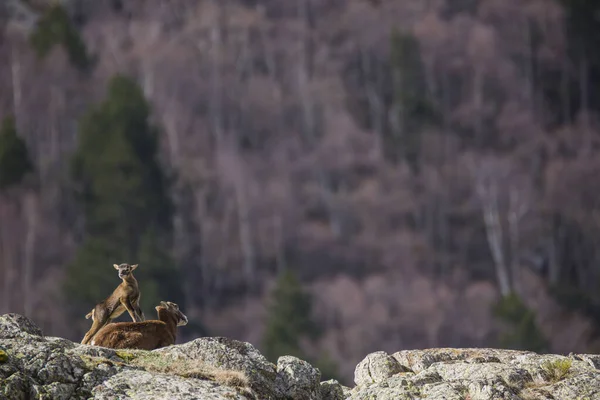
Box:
0;313;331;400
349;348;600;400
1;313;600;399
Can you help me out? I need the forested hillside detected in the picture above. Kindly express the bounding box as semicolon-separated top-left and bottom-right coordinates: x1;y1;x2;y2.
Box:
2;0;600;383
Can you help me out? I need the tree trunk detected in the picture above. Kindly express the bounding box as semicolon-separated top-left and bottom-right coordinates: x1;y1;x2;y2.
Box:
296;0;342;237
1;196;17;314
233;169;255;288
231;26;257;289
0;200;11;313
192;186;210;309
273;213;286;274
22;191;38;317
141;62;154;99
548;213;562;285
579;54;591;159
439;66;451;275
474;176;512;297
361;47;384;156
508;188;527;296
49;86;60;168
560;56;571;124
483;201;512;297
523;16;536;119
209;21;224;144
11;43;22;130
472;66;484;147
579;53;589;120
5;47;22;314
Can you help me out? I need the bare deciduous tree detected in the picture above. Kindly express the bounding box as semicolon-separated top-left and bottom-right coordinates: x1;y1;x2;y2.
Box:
465;154;533;297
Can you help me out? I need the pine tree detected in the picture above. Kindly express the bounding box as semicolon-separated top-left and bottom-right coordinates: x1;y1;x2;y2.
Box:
0;116;33;190
492;293;548;353
387;30;437;172
29;4;92;71
558;0;600;59
66;75;179;318
262;270;340;380
555;0;600;114
135;228;184;310
263;270;320;361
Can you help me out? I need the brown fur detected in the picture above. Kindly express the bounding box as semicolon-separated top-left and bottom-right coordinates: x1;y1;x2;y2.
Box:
81;263;144;345
90;301;188;350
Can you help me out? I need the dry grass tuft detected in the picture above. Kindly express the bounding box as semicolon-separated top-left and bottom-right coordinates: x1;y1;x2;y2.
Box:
540;358;572;382
113;350;253;396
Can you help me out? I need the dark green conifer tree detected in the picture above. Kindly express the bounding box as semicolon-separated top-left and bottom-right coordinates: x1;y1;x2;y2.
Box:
262;270;340;381
29;4;92;71
493;294;548;353
0;116;33;189
66;75;181;318
263;270;319;360
387;30;437;172
552;0;600;116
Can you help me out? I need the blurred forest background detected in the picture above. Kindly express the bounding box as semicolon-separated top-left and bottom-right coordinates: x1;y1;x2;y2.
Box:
2;0;600;384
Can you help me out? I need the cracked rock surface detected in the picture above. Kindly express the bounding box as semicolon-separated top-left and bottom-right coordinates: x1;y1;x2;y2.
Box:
354;350;408;386
320;379;345;400
275;355;321;399
348;348;600;400
2;313;600;399
153;336;280;399
1;313;294;399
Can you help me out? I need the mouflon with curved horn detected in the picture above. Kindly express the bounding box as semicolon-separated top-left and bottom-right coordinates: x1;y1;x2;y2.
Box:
90;301;188;350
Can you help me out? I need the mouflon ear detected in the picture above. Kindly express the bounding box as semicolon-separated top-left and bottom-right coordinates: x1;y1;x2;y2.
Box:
130;264;139;271
113;264;120;270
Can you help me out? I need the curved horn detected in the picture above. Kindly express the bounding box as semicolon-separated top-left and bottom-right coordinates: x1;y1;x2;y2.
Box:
166;302;178;309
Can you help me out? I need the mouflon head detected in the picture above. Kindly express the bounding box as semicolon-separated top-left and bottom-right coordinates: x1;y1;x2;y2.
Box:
156;301;188;327
114;263;138;279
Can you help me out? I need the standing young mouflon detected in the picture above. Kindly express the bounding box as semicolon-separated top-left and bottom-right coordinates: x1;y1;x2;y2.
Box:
90;301;188;350
81;263;144;345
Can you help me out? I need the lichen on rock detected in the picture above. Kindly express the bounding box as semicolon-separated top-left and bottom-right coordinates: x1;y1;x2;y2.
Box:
275;355;322;400
0;314;272;399
0;313;44;339
0;350;8;363
320;379;345;400
2;313;600;400
153;336;280;398
354;350;408;386
349;348;600;400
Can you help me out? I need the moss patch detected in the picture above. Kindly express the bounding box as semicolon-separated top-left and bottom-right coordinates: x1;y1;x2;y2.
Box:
114;351;136;363
0;349;8;363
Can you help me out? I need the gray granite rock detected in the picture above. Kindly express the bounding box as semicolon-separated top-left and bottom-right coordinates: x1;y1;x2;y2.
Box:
320;379;345;400
354;350;407;385
349;348;600;400
3;314;600;400
275;355;321;399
